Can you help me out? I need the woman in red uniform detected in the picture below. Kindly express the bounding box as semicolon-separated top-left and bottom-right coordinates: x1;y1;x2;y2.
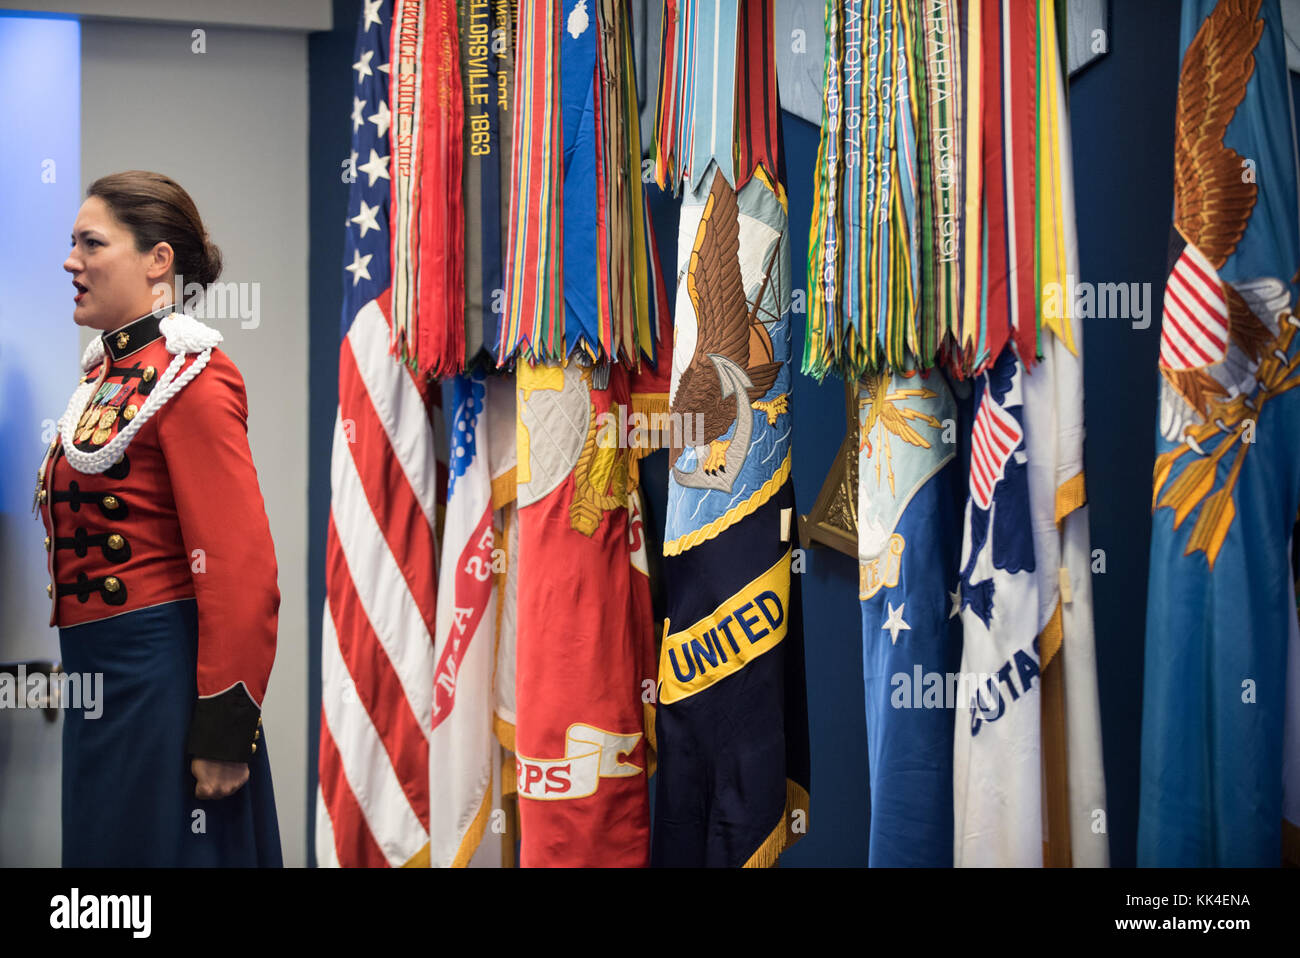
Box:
37;170;282;866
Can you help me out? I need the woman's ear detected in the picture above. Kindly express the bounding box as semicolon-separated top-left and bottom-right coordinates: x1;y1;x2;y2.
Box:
145;241;175;285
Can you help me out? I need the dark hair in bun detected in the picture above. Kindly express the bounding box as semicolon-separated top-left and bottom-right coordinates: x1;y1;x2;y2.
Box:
86;171;223;288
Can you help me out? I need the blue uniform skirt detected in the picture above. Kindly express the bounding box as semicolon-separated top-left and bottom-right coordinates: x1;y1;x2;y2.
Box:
59;598;282;867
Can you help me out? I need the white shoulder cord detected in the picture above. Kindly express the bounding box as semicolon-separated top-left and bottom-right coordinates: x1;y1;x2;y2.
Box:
58;313;224;475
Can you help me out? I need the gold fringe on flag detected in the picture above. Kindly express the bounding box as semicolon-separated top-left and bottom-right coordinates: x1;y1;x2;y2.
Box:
742;779;811;868
628;391;672;461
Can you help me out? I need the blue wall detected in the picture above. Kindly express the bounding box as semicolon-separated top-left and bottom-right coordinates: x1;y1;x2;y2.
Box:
1068;0;1183;868
307;0;1186;867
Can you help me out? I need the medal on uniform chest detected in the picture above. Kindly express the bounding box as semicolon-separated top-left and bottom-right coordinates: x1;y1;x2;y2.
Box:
90;407;119;445
108;383;137;421
77;382;126;446
74;408;100;443
75;389;105;443
75;404;98;434
91;381;138;445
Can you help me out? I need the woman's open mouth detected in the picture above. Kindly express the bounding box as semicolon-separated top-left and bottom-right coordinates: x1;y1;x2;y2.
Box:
73;280;87;303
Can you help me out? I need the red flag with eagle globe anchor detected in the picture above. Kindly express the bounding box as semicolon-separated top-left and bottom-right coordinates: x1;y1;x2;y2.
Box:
511;361;657;866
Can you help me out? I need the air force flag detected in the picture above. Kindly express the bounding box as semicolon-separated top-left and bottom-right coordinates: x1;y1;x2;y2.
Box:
858;368;964;866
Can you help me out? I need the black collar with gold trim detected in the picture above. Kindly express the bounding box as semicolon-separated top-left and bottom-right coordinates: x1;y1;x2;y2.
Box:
101;304;179;362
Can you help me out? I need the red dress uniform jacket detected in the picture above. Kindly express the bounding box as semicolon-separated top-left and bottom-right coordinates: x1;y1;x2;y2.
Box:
37;307;280;763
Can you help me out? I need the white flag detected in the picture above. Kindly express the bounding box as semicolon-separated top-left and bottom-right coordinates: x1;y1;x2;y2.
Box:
429;372;500;867
954;351;1043;867
1024;28;1109;867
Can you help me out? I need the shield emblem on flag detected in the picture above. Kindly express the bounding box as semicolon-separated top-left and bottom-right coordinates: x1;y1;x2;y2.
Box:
517;363;592;507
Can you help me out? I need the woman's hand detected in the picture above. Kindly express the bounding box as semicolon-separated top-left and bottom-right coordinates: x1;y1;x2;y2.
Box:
192;758;250;800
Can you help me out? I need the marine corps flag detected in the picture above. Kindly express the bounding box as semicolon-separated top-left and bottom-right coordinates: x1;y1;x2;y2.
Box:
512;362;657;866
652;0;811;867
1140;0;1300;866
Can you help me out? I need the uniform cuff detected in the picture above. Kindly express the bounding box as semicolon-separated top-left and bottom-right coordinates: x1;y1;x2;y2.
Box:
186;686;262;763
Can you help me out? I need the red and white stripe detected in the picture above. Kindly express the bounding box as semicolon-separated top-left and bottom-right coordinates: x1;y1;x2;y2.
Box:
318;295;446;867
1160;241;1230;370
969;389;1023;510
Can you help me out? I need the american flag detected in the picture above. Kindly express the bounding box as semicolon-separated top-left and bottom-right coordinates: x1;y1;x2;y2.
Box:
968;382;1023;512
317;0;446;868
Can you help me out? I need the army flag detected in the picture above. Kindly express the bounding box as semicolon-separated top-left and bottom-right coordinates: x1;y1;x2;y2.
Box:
857;367;964;866
428;372;500;867
512;362;656;866
1139;0;1300;867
